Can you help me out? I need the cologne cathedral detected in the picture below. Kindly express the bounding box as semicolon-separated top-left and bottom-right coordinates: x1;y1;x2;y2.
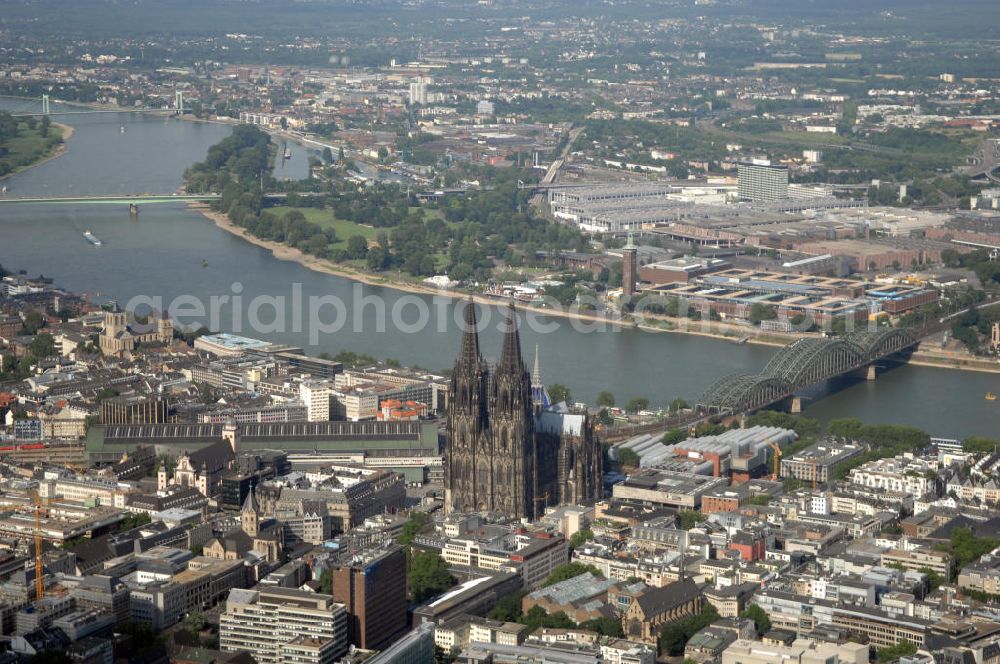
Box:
444;300;603;521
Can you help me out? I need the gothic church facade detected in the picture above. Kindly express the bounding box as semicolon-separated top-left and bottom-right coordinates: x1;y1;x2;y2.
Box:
445;301;603;521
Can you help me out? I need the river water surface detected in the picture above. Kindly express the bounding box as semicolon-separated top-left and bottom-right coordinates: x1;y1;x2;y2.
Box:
0;99;997;438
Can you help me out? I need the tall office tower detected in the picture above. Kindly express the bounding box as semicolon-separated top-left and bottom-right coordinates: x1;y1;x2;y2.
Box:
329;546;407;650
408;78;429;105
738;159;789;202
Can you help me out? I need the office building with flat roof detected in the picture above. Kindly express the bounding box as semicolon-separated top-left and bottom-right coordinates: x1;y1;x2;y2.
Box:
780;441;864;485
193;333;275;357
721;638;867;664
752;588;932;649
638;257;729;285
612;469;728;510
329;545;408;650
280;636;342;664
199;401;309;425
220;587;349;664
646;267;941;324
738;160;789;202
413;573;523;626
364;622;436;664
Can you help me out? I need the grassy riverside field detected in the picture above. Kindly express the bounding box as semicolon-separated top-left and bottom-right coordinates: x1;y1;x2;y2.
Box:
264;204;379;250
0;115;65;177
264;204;449;252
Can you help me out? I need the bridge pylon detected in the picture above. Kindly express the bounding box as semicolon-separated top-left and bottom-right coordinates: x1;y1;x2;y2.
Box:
174;90;183;111
41;95;50;115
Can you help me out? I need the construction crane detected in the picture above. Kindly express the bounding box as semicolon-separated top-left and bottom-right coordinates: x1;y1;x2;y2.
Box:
532;491;550;514
767;440;782;481
31;492;44;601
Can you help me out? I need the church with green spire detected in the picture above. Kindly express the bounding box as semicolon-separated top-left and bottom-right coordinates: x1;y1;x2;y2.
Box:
444;300;603;521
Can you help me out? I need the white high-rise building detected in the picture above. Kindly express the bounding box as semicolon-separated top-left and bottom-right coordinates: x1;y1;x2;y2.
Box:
737;159;789;202
220;588;348;664
300;380;332;422
408;78;429;105
810;494;830;515
331;387;379;421
476;99;495;116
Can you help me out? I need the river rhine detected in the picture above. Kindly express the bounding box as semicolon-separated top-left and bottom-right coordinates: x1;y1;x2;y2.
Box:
0;99;997;438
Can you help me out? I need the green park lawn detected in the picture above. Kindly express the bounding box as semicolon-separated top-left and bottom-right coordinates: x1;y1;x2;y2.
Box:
0;121;64;176
266;205;378;248
266;204;449;249
265;205;453;270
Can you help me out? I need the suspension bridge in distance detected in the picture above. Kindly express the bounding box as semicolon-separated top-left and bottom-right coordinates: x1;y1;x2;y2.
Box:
8;92;190;117
0;194;217;205
0;192;316;205
12;108;192;118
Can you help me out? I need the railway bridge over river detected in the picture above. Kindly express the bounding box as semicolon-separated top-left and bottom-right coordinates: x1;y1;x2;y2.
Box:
698;327;919;415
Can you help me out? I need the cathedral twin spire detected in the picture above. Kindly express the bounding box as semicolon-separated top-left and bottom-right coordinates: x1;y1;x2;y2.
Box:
456;298;526;377
455;298;551;412
457;297;485;372
446;298;600;519
498;302;525;376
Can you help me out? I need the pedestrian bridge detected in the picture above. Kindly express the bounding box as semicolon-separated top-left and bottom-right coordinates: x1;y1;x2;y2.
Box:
698;327;918;414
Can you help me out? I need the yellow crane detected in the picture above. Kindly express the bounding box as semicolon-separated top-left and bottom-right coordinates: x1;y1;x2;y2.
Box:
31;492;44;601
765;437;816;489
767;440;782;481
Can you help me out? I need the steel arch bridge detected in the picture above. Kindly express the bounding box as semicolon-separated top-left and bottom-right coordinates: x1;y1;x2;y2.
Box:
699;328;918;414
